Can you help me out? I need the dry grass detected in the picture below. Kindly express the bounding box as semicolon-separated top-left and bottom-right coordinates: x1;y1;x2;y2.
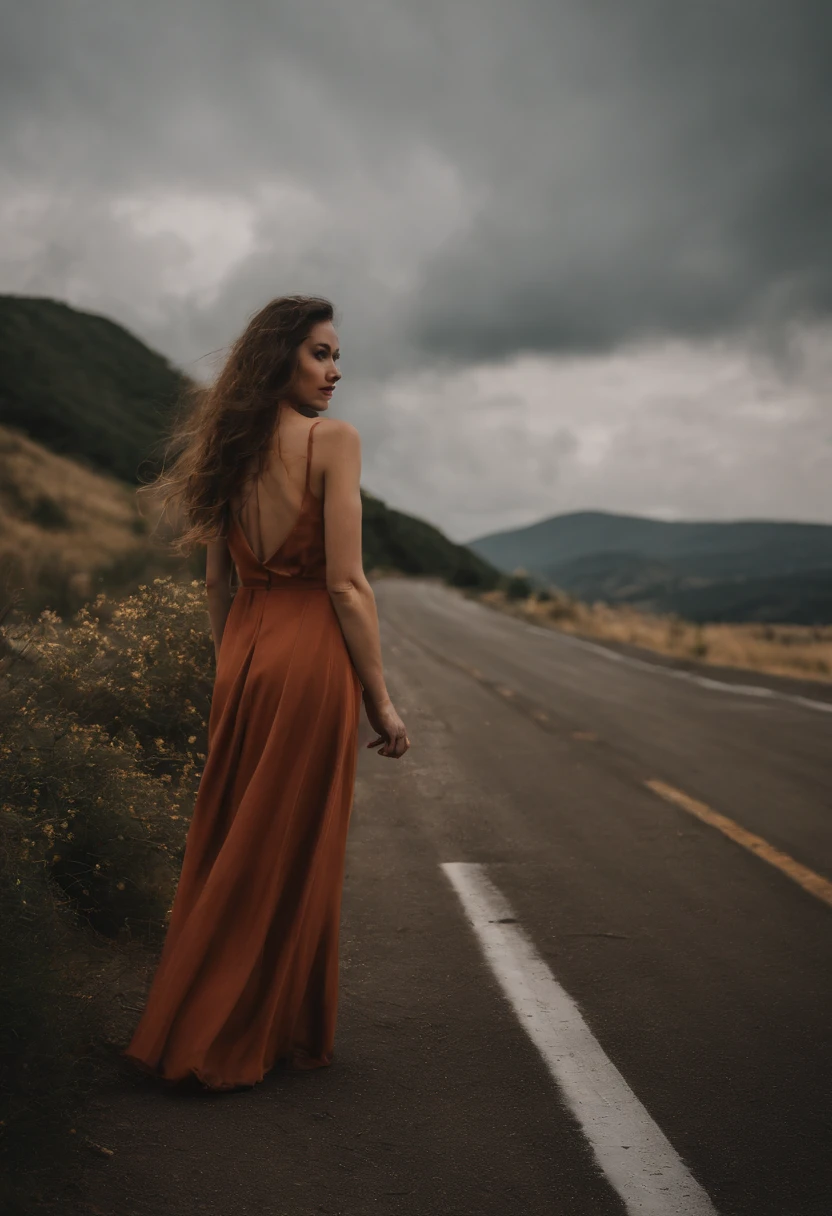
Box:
0;424;194;616
0;425;139;563
479;588;832;683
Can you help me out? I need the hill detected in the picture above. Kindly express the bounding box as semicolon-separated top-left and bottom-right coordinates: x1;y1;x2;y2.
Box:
360;491;498;588
468;510;832;624
0;295;187;483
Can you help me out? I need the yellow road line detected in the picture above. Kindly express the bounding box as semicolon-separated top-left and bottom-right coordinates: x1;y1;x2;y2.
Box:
645;778;832;911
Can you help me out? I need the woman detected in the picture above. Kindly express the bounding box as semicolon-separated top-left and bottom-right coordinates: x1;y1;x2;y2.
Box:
124;295;410;1091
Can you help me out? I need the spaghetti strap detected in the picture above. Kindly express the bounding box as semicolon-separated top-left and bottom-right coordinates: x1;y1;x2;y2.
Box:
305;419;322;492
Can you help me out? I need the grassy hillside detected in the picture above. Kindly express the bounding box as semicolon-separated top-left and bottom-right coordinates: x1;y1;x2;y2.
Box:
469;510;832;624
0;295;187;483
0;423;185;617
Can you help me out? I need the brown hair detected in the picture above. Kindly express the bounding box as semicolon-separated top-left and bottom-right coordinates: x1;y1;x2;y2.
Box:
142;295;335;555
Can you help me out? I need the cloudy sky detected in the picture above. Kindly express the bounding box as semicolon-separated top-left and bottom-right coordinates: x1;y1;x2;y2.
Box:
2;0;830;542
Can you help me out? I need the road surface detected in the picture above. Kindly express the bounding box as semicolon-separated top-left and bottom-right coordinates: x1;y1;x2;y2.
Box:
81;577;832;1216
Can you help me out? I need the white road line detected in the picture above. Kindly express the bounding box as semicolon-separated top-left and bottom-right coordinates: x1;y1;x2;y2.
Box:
521;621;832;716
441;862;719;1216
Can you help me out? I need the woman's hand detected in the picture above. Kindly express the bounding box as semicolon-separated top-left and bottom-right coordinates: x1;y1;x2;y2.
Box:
363;692;410;759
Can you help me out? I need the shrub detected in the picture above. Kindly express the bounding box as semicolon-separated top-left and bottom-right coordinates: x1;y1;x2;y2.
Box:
690;623;709;660
449;564;492;589
0;575;215;945
18;577;215;786
0;621;187;943
27;494;71;531
504;573;534;600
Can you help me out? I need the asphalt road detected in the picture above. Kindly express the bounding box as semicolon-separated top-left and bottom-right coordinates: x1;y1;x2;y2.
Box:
81;577;832;1216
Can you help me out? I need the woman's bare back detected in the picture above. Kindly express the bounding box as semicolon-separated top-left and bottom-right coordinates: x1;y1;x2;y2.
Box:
230;411;326;565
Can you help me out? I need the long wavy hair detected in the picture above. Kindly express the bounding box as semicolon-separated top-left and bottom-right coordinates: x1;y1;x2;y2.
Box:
142;295;335;556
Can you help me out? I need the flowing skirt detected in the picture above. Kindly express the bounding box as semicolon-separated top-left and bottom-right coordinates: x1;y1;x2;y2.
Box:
124;585;362;1090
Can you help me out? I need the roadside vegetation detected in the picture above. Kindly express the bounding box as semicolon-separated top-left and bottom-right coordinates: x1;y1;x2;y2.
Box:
480;577;832;683
0;578;212;1213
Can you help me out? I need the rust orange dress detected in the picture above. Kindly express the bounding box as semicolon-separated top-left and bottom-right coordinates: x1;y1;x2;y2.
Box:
124;418;362;1090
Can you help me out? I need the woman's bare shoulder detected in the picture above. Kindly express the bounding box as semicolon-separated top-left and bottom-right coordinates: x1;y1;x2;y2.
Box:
317;417;360;443
316;418;361;469
316;419;361;493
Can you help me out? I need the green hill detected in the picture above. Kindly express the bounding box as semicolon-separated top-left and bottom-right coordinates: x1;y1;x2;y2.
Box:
468;510;832;624
360;490;498;588
0;295;187;483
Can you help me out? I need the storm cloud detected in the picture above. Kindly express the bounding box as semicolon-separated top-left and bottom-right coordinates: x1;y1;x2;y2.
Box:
1;0;830;537
409;2;832;363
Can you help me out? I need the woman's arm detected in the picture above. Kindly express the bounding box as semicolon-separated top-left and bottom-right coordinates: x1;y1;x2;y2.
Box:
321;421;409;758
205;536;234;661
321;420;390;706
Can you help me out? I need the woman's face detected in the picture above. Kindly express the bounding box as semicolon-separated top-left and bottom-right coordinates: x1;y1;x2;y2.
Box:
287;320;341;411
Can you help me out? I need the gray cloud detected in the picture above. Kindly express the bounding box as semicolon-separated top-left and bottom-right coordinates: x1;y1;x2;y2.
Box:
408;1;832;362
1;0;829;532
4;0;829;364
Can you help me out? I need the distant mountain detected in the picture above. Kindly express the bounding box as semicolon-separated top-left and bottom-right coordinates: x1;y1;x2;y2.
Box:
468;510;832;624
0;295;502;609
0;295;187;483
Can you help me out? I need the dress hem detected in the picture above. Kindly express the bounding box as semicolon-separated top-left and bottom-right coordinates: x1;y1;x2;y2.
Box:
121;1045;334;1092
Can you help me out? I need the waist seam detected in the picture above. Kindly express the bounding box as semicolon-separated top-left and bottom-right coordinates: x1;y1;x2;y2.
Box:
238;580;328;591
